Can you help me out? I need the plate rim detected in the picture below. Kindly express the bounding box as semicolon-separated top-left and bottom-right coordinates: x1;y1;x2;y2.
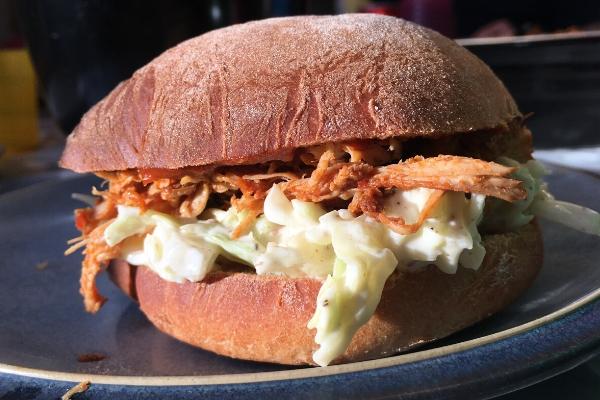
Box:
2;286;599;386
456;30;600;46
2;170;599;388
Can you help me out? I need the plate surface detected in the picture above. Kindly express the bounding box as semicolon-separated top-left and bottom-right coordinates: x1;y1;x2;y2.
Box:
1;167;600;399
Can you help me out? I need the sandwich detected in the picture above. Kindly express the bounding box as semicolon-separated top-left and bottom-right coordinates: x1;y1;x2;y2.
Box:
61;14;600;367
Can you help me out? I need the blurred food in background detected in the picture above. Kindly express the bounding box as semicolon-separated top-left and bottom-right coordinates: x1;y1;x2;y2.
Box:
361;0;456;37
455;0;600;38
353;0;600;38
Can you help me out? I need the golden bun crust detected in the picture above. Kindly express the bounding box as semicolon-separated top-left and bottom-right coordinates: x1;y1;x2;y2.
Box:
61;14;520;173
108;221;542;365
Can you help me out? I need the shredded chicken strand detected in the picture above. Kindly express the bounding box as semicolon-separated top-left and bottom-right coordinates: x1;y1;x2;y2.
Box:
179;182;210;218
373;190;445;235
284;153;524;234
391;155;514;176
224;174;273;238
369;156;525;202
286;154;525;205
67;235;85;245
343;140;402;164
283;151;376;202
242;172;299;181
348;185;446;235
230;196;264;239
61;380;91;400
370;170;525;202
80;221;121;313
65;238;88;255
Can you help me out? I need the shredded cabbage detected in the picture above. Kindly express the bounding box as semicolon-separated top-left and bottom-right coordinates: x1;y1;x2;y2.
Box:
142;215;220;283
254;187;332;277
104;206;156;246
263;185;485;365
481;158;544;232
486;158;600;237
530;190;600;235
181;222;260;266
306;218;398;366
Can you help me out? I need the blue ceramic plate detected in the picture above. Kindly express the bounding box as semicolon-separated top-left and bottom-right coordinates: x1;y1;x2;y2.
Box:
1;166;600;399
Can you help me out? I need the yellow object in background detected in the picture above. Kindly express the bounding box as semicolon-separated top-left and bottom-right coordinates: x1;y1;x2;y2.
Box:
0;49;38;152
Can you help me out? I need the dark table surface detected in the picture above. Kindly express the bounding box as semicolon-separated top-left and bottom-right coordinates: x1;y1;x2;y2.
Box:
498;355;600;399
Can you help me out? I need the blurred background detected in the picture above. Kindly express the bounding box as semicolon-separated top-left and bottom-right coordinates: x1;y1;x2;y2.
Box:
0;0;599;178
1;2;600;398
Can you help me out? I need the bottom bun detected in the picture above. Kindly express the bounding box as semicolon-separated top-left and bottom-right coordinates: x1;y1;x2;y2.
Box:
108;221;543;365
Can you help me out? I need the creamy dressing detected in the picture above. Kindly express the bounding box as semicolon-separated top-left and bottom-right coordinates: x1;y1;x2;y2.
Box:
104;185;487;366
102;158;600;366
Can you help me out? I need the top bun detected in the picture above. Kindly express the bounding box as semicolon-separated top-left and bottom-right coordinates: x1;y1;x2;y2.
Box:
60;14;521;173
